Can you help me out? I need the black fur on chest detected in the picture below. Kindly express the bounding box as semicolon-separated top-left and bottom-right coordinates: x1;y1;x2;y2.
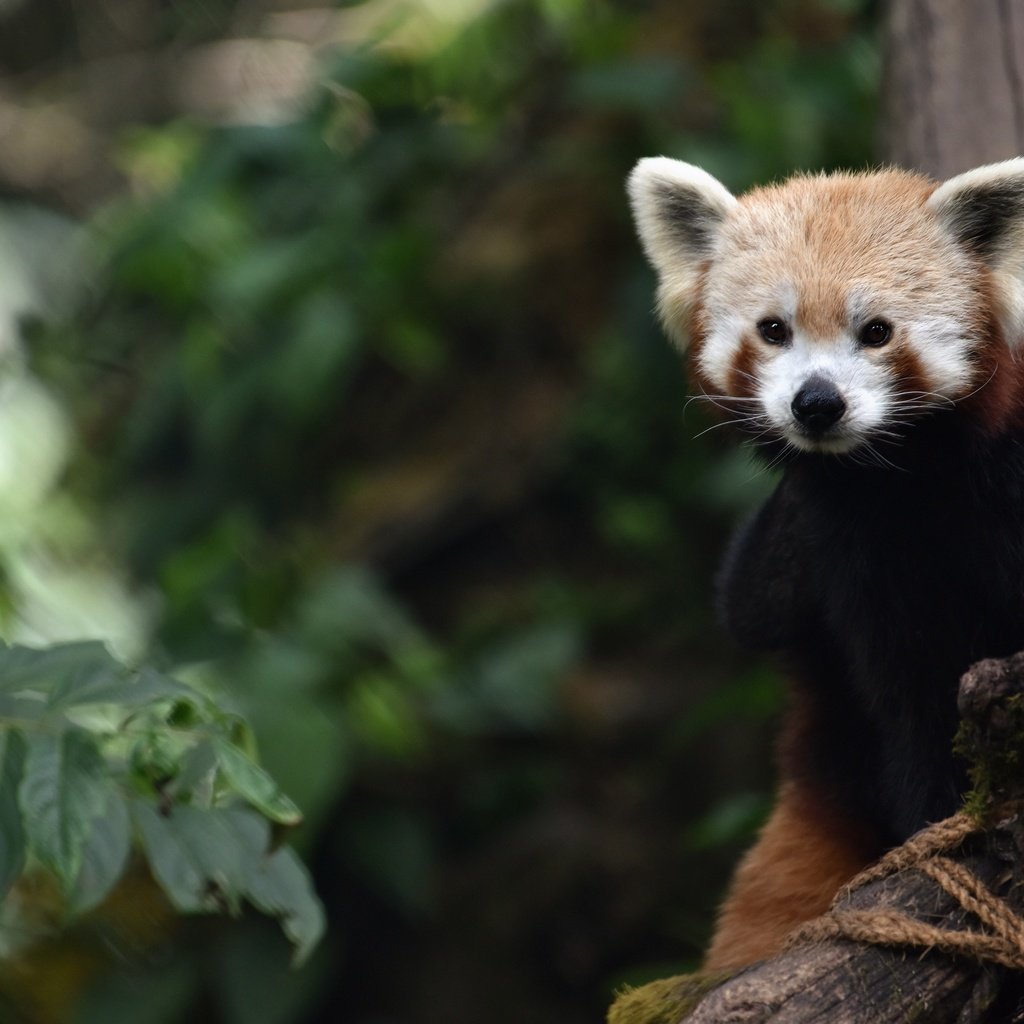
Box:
717;418;1024;845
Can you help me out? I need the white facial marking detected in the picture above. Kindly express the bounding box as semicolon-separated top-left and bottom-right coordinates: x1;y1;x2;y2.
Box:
903;315;975;395
699;282;798;392
758;332;892;452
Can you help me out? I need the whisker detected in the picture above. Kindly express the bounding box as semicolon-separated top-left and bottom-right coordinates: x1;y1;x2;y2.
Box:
889;389;956;407
953;364;999;404
862;444;903;472
692;416;767;440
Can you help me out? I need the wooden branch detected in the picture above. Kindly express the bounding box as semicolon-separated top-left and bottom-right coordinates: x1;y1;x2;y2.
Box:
609;652;1024;1024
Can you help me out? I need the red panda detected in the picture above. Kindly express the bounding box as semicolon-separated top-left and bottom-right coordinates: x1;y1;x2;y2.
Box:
627;158;1024;970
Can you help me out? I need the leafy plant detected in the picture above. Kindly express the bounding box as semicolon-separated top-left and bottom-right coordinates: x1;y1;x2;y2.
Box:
0;639;323;964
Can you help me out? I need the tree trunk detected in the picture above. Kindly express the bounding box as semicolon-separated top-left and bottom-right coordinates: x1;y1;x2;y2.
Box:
883;0;1024;177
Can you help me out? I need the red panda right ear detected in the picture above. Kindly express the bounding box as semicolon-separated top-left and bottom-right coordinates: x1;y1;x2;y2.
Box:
627;158;736;348
927;159;1024;346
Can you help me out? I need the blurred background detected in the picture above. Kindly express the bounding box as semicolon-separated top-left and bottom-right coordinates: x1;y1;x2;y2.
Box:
0;0;879;1021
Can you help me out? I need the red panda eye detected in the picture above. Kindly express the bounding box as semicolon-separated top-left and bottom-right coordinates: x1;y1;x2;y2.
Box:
757;319;790;346
859;320;892;347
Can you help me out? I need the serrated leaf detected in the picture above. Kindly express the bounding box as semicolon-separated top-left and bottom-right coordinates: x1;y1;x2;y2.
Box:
132;802;258;914
132;801;212;913
131;802;324;962
50;665;197;711
160;805;253;913
214;741;302;826
19;730;110;885
0;640;197;711
68;789;130;914
45;661;123;710
0;729;26;898
243;844;326;966
0;641;117;691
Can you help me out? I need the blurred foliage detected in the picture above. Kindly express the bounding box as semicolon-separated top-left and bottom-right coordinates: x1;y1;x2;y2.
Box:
0;0;882;1021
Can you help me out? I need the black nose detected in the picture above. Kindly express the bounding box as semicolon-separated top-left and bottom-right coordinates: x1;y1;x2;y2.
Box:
791;376;846;432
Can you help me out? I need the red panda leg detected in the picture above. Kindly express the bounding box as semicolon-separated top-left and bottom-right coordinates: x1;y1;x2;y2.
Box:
702;780;879;971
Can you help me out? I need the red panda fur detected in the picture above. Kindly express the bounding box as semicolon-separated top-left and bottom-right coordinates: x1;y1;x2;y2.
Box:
628;158;1024;970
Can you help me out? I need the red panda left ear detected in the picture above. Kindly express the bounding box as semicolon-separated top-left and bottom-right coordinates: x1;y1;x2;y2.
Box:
928;158;1024;344
627;158;737;349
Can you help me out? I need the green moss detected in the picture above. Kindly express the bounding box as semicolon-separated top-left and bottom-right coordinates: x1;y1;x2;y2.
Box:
953;692;1024;822
607;971;734;1024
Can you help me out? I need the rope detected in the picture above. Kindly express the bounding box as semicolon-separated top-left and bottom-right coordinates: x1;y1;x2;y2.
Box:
786;810;1024;970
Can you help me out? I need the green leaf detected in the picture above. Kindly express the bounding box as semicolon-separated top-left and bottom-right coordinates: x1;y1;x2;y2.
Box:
297;568;423;654
0;643;196;711
0;729;26;898
131;801;224;913
19;730;109;885
68;789;131;914
131;802;324;961
0;641;116;694
226;716;258;760
144;802;258;913
129;731;180;788
213;740;302;826
243;843;326;966
171;739;218;805
0;693;47;723
133;803;271;915
49;665;196;711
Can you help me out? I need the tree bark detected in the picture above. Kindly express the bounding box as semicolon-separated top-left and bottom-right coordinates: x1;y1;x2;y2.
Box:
883;0;1024;178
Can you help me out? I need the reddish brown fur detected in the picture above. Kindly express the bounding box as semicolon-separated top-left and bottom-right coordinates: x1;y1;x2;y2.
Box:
727;335;761;401
883;338;931;399
703;777;878;970
704;688;883;970
957;272;1024;436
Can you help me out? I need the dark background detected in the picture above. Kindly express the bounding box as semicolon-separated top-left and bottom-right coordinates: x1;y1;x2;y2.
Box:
0;1;879;1021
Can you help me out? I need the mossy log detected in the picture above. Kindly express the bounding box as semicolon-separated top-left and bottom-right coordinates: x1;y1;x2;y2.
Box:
609;652;1024;1024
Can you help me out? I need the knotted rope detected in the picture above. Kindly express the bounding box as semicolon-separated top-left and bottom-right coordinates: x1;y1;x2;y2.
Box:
787;810;1024;971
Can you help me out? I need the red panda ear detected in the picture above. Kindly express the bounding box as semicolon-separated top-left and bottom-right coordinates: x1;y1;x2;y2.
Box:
927;159;1024;345
627;158;736;348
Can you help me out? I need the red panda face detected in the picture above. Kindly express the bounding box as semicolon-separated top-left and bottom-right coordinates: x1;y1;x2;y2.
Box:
628;159;1024;453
